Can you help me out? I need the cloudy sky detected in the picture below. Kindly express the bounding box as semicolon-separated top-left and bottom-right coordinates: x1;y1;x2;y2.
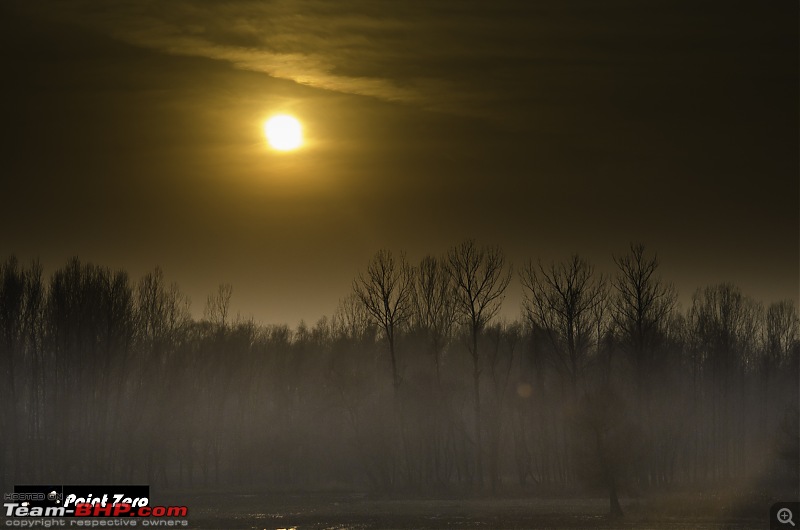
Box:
2;0;797;325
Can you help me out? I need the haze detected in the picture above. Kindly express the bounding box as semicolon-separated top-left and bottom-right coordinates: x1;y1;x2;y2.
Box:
1;1;796;326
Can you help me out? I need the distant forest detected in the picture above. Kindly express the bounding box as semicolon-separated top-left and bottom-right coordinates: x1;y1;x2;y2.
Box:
0;242;797;509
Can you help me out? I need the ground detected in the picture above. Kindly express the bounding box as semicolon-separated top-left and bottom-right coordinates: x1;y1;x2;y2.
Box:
162;491;773;529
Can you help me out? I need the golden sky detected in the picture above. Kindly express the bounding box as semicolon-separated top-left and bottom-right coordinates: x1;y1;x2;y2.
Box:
2;0;797;325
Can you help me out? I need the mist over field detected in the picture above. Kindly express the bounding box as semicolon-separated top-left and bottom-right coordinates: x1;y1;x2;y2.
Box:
2;0;797;527
1;243;797;527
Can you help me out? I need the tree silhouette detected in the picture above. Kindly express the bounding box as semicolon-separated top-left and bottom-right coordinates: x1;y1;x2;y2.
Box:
447;240;511;490
520;254;606;391
610;243;676;487
611;243;676;388
354;249;413;392
0;248;796;511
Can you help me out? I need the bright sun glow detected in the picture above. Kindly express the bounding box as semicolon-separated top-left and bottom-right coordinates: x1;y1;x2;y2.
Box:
264;115;303;151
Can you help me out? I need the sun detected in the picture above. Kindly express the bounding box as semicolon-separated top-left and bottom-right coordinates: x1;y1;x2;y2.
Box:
264;115;303;151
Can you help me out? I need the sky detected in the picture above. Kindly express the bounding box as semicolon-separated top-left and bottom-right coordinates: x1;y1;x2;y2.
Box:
2;0;797;326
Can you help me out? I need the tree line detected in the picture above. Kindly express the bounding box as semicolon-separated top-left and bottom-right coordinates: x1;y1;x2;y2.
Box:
0;243;797;513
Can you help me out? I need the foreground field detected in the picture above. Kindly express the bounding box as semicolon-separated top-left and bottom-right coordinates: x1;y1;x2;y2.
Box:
166;492;772;529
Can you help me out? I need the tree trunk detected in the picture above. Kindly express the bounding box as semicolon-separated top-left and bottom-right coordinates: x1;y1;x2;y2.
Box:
609;476;623;518
472;330;483;490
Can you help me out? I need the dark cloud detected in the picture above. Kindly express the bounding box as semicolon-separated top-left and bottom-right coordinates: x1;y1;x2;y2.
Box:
26;1;791;113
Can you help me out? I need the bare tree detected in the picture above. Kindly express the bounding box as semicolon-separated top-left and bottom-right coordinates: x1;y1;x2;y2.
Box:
520;255;606;391
133;268;191;484
136;267;191;356
611;243;677;386
447;240;511;489
353;249;413;391
205;283;233;329
688;283;761;481
763;300;799;370
411;255;457;384
609;244;677;487
334;292;376;342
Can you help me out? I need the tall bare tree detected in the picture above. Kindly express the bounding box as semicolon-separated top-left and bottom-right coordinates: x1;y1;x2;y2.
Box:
136;267;191;357
133;268;191;484
688;283;761;481
520;255;606;391
411;255;457;384
611;243;677;387
447;240;511;489
610;244;677;487
353;249;413;392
